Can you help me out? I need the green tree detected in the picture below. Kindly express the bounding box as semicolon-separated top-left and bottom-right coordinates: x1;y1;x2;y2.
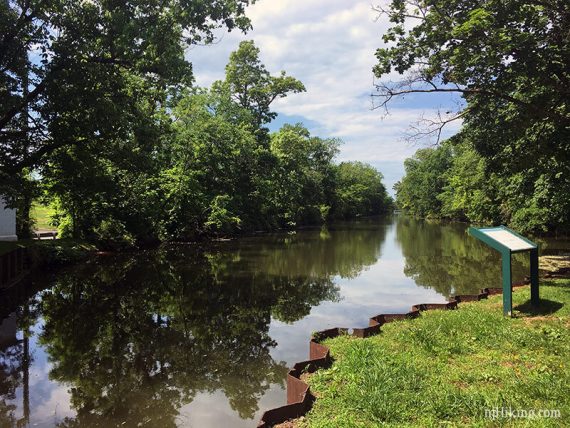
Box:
395;145;452;217
213;40;305;132
0;0;254;219
268;124;339;226
438;139;500;224
0;0;254;174
374;0;569;137
374;0;570;233
162;90;264;238
333;161;392;218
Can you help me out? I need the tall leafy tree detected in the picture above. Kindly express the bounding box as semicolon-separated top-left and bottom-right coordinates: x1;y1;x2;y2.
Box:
438;139;501;224
269;124;339;226
394;145;452;218
212;40;305;132
376;0;570;233
374;0;569;138
334;161;392;219
0;0;254;185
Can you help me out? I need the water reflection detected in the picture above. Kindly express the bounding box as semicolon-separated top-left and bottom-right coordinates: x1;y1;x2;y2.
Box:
0;216;558;427
0;220;390;427
0;313;24;427
396;217;530;296
38;249;341;426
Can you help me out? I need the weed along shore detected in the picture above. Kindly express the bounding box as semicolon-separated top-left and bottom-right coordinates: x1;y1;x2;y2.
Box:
261;280;570;427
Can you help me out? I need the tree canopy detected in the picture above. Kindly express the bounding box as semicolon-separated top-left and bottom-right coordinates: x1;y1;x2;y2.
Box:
377;0;570;234
0;0;254;183
1;2;392;240
213;40;305;130
38;40;391;244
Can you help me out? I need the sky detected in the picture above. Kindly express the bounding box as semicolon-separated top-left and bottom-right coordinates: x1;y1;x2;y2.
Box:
186;0;462;194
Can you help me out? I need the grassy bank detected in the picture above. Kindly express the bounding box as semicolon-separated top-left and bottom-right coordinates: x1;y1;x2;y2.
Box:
302;280;570;427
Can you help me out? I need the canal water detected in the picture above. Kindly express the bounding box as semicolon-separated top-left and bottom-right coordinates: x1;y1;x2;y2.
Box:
0;216;564;427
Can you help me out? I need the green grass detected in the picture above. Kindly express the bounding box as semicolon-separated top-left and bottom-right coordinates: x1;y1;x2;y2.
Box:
31;201;56;230
26;238;98;266
303;280;570;427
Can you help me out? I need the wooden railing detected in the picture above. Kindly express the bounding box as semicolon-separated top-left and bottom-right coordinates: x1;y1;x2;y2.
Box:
34;230;57;240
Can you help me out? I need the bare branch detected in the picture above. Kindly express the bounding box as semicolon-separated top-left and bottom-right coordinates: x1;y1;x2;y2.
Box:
372;1;427;22
404;110;467;146
372;75;540;115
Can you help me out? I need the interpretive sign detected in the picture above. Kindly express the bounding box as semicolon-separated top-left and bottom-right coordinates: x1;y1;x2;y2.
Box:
478;229;535;252
469;226;539;316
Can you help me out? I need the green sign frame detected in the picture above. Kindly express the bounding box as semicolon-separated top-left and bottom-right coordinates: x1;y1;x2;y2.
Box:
468;225;539;316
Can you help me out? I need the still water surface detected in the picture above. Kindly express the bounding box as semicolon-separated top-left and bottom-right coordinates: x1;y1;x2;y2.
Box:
0;216;563;427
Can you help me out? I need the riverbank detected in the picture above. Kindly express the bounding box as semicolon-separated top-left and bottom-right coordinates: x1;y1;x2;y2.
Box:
296;280;569;427
0;239;98;267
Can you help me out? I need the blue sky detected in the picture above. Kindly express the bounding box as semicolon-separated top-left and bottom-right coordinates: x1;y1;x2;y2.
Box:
186;0;462;194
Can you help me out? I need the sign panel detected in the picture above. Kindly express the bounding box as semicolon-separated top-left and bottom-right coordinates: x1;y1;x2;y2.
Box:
468;225;539;316
479;228;535;252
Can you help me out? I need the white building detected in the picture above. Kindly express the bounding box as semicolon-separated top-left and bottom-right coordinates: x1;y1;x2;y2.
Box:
0;198;17;241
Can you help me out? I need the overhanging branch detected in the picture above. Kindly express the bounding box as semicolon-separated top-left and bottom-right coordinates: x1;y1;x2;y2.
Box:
372;80;533;111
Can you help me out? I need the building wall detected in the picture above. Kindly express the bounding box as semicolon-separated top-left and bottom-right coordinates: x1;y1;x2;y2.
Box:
0;198;17;241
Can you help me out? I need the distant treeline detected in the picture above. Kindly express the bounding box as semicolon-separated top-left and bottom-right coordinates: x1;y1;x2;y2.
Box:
395;134;569;235
40;42;392;244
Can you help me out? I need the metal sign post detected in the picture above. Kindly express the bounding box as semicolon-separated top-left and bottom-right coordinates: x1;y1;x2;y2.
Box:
468;226;539;316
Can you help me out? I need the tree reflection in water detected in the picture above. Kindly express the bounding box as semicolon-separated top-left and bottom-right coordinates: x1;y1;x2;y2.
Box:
0;285;38;428
0;218;392;426
32;238;349;426
396;216;529;296
0;313;21;427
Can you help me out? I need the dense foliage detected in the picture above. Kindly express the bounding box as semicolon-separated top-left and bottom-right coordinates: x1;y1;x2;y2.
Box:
395;135;569;234
1;0;254;177
37;41;390;244
1;0;255;236
376;0;570;234
1;1;391;242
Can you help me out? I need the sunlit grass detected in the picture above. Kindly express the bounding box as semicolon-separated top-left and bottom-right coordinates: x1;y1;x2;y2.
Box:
303;280;570;427
31;201;56;230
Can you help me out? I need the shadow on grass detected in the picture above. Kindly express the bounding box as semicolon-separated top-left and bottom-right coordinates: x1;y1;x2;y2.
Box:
542;279;570;288
514;299;564;316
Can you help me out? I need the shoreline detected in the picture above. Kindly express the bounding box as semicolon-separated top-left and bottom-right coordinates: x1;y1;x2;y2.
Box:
259;278;570;427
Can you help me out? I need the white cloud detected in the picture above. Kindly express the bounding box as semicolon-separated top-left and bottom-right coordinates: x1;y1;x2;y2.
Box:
187;0;460;183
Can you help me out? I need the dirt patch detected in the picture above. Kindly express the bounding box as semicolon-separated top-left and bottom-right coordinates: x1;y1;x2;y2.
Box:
521;315;556;324
274;418;303;428
540;256;570;275
452;380;469;389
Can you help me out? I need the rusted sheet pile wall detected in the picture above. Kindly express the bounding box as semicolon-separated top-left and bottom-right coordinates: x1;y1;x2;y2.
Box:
258;281;530;427
0;247;27;288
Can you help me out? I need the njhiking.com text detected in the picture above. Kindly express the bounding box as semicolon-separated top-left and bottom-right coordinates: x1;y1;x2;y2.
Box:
484;407;561;420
